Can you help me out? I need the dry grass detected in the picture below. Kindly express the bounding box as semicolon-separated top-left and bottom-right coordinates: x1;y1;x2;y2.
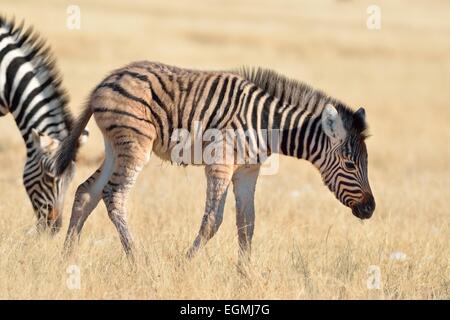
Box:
0;0;448;299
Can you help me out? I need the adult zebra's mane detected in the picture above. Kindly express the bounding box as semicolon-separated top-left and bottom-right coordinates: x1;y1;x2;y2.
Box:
237;67;368;138
0;16;73;132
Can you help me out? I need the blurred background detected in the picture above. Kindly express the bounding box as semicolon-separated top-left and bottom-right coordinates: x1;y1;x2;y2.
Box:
0;0;448;299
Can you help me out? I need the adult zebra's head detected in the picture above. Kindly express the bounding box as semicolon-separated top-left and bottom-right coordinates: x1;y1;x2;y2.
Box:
0;16;90;233
23;129;83;233
319;104;375;219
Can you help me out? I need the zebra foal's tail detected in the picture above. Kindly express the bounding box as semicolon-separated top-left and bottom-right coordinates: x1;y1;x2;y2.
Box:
54;104;93;176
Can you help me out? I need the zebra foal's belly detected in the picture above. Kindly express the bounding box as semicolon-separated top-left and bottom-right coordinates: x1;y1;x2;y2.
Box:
152;135;265;168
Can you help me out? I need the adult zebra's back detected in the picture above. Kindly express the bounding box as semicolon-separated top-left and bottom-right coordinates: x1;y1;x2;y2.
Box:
53;61;375;263
0;16;87;232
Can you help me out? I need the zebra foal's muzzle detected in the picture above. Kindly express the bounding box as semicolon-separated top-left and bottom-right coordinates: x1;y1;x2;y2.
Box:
351;193;376;219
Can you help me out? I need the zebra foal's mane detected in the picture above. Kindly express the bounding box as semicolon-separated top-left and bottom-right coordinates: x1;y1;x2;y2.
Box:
237;67;368;138
0;15;73;132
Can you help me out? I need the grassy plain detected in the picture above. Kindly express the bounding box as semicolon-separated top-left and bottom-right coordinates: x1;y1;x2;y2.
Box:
0;0;448;299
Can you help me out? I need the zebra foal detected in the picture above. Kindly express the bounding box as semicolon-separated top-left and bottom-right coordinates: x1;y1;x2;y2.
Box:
52;61;375;262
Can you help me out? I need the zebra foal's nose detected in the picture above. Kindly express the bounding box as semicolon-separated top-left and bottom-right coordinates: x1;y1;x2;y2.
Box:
363;194;376;213
359;193;375;218
352;193;375;219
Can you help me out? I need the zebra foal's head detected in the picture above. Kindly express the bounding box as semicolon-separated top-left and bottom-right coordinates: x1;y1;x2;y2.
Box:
319;103;375;219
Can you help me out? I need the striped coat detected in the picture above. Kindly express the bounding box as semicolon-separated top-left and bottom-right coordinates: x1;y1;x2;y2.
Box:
0;17;86;232
54;61;375;262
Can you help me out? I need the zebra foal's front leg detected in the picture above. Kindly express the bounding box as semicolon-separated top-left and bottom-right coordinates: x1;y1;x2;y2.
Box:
186;164;233;259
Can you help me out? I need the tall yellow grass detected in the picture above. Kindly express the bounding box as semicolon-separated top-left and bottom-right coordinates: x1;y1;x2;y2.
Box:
0;0;448;299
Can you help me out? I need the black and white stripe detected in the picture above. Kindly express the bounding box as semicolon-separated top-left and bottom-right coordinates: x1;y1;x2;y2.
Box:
161;66;374;213
235;68;374;217
0;16;74;230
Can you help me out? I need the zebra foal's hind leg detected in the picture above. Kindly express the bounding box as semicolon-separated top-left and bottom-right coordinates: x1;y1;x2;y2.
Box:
186;164;233;259
63;141;115;256
101;127;155;260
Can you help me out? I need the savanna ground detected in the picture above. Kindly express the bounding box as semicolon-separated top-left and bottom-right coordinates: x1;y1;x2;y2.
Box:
0;0;448;299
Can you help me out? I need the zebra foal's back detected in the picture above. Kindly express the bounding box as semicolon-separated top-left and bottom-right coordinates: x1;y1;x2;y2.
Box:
88;61;253;161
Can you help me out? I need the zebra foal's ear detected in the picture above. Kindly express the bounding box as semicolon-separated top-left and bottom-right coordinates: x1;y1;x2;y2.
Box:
31;129;59;151
321;104;347;142
355;107;366;122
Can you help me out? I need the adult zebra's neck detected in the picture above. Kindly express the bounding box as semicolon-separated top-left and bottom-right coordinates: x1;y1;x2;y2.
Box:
0;17;72;157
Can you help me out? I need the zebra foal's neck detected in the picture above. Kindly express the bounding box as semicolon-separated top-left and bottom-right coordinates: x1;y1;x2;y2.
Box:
238;67;344;163
0;17;72;153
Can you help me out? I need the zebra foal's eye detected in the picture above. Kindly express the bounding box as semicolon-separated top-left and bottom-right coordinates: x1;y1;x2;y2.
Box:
344;161;356;171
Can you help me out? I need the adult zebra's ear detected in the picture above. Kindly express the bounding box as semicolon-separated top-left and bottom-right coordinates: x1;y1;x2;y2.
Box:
321;104;347;143
31;129;59;152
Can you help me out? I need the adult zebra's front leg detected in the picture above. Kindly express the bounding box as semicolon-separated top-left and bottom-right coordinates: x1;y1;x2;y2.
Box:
186;164;233;259
232;165;260;266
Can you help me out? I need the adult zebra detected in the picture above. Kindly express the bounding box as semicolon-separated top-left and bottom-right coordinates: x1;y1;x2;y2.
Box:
53;61;375;262
0;17;87;232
